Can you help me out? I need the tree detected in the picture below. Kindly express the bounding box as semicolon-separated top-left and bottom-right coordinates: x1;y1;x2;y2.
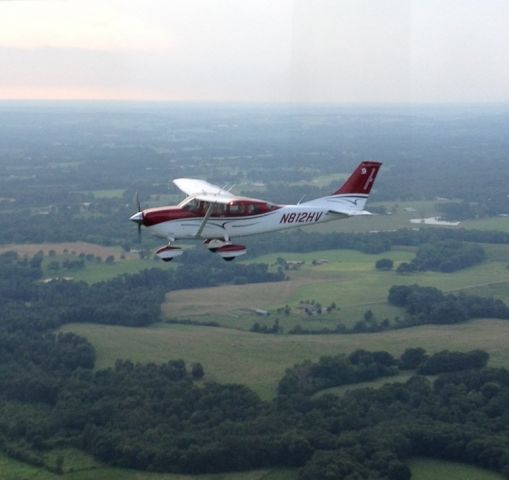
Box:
376;258;394;270
399;347;428;370
396;262;415;274
191;362;204;380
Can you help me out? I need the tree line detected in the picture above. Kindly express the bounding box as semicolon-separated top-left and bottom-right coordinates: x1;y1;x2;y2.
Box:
283;283;509;336
2;251;509;478
278;348;489;397
248;227;509;259
389;284;509;326
396;240;486;273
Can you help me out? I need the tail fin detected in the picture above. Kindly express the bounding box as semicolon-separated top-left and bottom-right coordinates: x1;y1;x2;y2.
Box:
333;161;382;196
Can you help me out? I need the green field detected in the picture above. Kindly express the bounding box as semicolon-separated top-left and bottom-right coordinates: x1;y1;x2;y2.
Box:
89;189;126;199
312;372;418;398
166;244;509;331
311;200;509;235
0;453;296;480
313;200;440;233
3;451;505;480
65;258;164;283
41;254;164;284
63;318;509;400
462;216;509;234
409;458;505;480
62;241;509;401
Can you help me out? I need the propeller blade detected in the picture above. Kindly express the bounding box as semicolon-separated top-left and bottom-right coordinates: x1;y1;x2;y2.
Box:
134;191;141;213
131;191;143;243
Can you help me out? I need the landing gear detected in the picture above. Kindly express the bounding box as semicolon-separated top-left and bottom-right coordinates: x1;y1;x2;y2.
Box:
155;245;183;262
203;239;247;261
203;238;225;253
215;244;247;261
203;238;247;262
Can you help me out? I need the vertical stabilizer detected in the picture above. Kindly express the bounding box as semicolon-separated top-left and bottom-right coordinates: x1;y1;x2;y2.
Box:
333;161;382;196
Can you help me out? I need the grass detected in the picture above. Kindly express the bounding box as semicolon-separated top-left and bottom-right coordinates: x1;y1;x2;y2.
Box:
166;248;415;330
409;458;505;480
89;189;125;199
62;318;509;401
312;200;440;234
0;242;130;260
68;258;165;283
0;452;296;480
462;216;509;234
166;245;509;330
41;255;162;284
309;199;509;235
312;372;417;398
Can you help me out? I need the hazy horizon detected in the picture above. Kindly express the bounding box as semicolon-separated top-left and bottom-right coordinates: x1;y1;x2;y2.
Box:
1;0;509;103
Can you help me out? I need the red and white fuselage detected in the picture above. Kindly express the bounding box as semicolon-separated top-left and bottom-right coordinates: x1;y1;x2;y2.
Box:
130;161;381;260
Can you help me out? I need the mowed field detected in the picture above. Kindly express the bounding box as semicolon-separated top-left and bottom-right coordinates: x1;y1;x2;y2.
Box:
409;458;506;480
0;242;133;260
164;244;509;331
63;318;509;400
312;200;509;234
0;452;296;480
3;453;505;480
313;200;440;234
0;241;166;283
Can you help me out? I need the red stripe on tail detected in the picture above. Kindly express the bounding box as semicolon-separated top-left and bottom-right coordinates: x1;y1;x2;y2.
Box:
333;161;382;195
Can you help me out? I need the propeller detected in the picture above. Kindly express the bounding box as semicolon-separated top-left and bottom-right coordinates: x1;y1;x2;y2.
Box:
130;192;144;243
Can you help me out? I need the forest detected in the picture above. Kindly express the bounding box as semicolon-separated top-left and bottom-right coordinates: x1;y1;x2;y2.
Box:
2;104;509;478
1;250;509;478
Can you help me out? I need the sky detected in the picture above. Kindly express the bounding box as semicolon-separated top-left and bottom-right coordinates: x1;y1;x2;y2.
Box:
0;0;508;103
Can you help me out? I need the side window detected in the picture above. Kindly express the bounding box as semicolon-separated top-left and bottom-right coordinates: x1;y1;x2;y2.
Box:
183;199;198;212
211;204;225;216
229;204;244;215
250;204;261;214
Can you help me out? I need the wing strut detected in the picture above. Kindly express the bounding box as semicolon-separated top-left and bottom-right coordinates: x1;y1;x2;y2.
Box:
195;202;215;238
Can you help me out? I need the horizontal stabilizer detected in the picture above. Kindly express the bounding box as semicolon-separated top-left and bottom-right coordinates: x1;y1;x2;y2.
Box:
328;209;374;216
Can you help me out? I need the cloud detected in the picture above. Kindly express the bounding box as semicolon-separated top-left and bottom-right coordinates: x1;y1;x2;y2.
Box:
0;1;175;52
1;0;509;102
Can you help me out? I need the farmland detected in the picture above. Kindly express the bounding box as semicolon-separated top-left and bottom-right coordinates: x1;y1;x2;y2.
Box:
2;451;505;480
164;244;509;330
3;103;509;479
409;458;505;480
0;242;133;260
63;318;509;401
0;452;296;480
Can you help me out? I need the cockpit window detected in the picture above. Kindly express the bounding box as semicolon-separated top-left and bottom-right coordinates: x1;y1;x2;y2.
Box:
181;198;201;213
180;198;280;216
227;201;279;216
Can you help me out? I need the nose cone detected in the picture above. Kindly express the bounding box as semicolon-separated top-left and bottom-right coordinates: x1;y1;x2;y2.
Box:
130;211;144;223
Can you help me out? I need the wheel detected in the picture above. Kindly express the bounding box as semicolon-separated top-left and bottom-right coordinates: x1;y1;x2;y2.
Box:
162;257;173;262
223;257;235;262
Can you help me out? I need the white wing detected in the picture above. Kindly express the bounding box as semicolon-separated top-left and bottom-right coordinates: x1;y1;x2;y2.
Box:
173;178;236;204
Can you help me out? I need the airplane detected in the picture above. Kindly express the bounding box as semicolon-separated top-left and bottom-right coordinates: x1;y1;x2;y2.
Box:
130;161;382;261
